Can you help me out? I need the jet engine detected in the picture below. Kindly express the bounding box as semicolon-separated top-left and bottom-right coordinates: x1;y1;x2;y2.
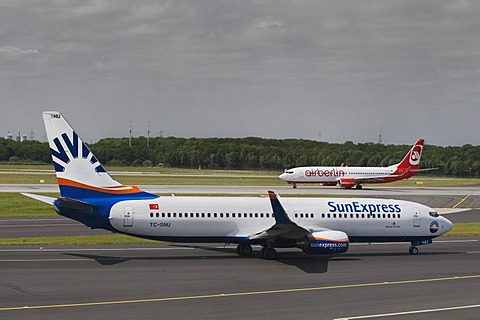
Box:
298;230;349;254
337;178;356;188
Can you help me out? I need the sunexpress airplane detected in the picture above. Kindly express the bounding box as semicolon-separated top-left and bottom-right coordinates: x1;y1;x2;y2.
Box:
24;112;453;259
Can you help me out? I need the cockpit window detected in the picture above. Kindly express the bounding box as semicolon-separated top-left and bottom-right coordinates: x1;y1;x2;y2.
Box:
429;212;439;218
285;170;294;174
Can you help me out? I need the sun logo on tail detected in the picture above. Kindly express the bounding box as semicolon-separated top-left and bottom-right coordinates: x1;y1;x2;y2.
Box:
50;131;106;174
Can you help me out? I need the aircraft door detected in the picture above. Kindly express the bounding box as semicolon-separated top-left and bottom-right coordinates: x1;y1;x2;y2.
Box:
413;208;420;227
124;206;134;227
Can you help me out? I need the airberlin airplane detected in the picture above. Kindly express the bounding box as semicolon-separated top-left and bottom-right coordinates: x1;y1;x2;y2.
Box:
23;112;451;260
279;139;434;189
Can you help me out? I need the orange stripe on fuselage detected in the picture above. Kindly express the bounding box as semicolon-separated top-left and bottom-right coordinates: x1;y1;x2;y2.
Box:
57;178;142;195
307;236;349;242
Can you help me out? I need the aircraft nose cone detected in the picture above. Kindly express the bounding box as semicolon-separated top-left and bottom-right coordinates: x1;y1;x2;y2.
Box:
443;217;453;233
279;173;287;180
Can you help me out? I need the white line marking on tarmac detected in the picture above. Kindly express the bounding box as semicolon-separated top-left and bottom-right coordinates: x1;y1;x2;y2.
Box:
334;304;480;319
0;275;479;312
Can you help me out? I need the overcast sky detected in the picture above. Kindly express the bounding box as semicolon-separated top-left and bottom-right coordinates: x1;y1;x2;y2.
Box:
1;0;479;146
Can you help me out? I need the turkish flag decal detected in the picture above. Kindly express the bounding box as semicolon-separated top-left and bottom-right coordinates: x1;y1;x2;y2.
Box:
149;203;159;210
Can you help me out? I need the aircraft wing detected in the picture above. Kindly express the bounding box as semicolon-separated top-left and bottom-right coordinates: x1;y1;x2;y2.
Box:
248;191;349;255
248;191;319;241
349;166;437;184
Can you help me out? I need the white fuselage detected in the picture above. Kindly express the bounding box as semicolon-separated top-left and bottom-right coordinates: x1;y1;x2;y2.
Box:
109;196;452;243
279;166;399;184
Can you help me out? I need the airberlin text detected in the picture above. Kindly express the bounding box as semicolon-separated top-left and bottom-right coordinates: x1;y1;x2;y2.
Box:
304;168;345;177
328;201;401;214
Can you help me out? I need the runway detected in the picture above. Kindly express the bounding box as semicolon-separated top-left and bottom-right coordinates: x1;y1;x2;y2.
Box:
1;186;480;319
0;239;479;320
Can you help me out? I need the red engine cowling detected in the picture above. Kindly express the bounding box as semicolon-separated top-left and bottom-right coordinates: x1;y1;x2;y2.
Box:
300;230;349;254
337;178;356;188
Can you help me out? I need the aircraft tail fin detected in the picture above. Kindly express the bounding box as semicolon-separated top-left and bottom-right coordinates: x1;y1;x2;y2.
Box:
42;111;156;201
395;139;424;171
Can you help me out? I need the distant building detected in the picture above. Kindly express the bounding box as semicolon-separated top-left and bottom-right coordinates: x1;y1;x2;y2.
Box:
4;131;29;142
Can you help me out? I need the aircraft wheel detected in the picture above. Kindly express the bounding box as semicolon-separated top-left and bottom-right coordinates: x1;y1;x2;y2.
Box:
356;184;363;189
237;243;253;256
293;185;297;189
409;246;418;255
263;248;277;260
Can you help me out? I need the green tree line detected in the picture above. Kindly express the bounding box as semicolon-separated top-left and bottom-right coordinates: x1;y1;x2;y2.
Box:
1;137;480;177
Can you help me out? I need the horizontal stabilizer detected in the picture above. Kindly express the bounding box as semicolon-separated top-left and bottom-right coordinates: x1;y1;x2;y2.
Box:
21;193;56;205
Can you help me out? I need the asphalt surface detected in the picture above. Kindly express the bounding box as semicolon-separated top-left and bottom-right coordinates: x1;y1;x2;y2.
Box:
1;187;479;319
0;239;479;320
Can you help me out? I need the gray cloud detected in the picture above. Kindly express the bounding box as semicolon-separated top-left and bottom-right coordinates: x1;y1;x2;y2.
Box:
1;0;479;146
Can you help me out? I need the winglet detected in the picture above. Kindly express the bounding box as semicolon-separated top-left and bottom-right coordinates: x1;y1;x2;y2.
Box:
268;190;294;225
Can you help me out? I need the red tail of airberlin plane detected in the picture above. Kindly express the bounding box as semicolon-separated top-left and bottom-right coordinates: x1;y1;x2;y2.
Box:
279;139;436;189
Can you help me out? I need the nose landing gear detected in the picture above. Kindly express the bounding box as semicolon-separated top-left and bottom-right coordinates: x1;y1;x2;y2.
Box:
408;246;419;255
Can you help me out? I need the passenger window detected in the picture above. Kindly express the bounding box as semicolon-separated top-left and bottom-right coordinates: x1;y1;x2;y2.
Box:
150;213;153;218
167;213;171;218
226;213;229;218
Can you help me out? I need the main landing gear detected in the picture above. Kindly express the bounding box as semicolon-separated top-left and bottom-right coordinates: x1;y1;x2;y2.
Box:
355;184;363;189
236;244;278;260
408;246;419;255
236;243;253;256
260;247;277;260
